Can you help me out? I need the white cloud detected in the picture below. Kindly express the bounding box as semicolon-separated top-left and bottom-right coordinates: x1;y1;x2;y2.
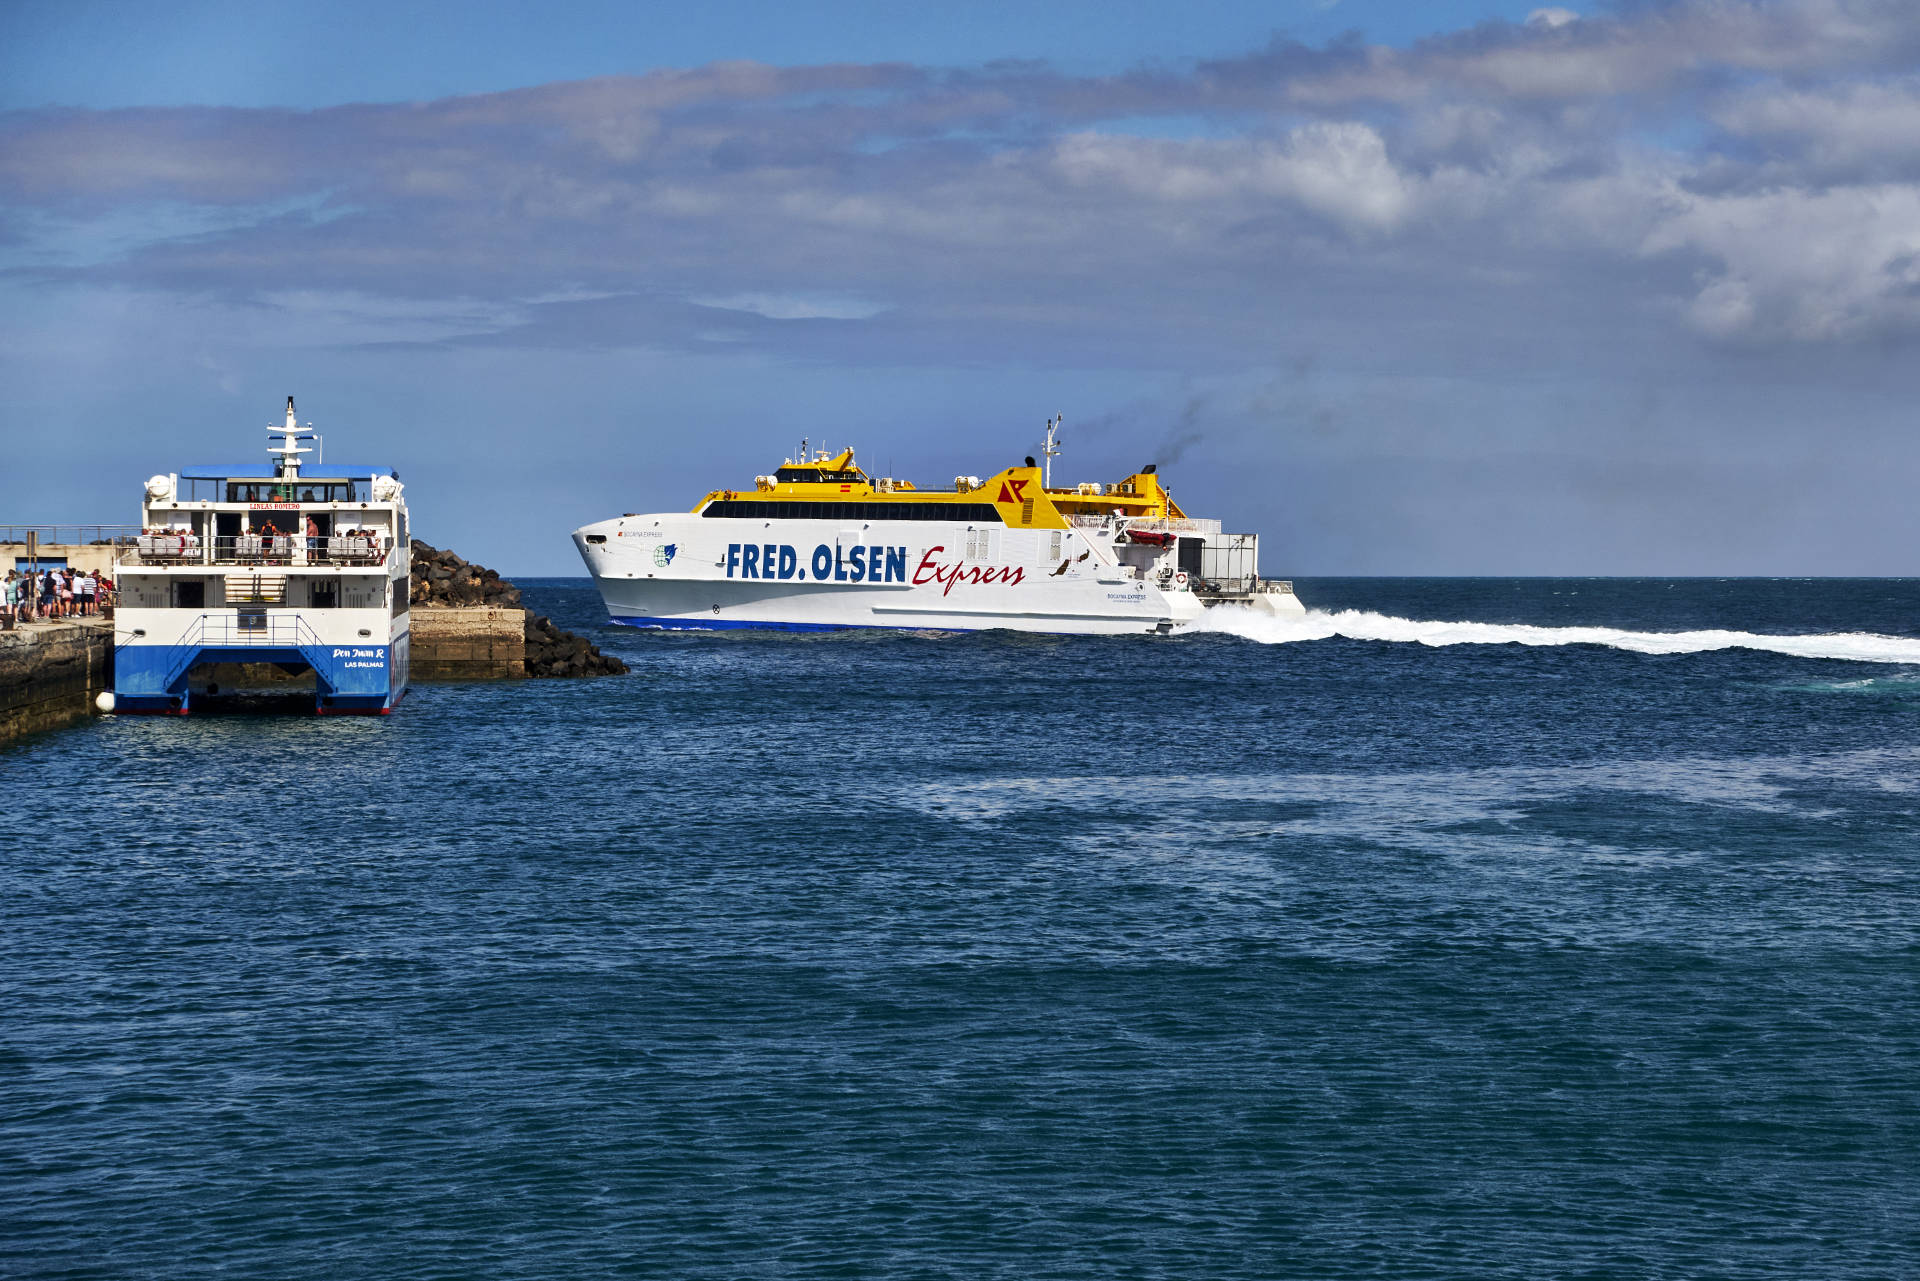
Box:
1526;9;1580;30
1713;78;1920;166
1642;184;1920;340
1269;0;1920;106
255;289;530;343
691;292;892;321
10;0;1920;357
1053;122;1418;233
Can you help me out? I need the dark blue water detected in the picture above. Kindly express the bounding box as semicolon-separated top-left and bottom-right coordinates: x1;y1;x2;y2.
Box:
5;579;1919;1279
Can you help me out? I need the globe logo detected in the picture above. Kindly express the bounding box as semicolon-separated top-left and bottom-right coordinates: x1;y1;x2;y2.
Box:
653;544;677;567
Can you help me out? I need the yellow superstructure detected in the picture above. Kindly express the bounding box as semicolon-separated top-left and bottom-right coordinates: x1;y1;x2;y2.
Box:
695;447;1189;530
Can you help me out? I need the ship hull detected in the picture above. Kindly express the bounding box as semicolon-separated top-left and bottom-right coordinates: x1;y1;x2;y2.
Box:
113;608;409;714
574;515;1209;636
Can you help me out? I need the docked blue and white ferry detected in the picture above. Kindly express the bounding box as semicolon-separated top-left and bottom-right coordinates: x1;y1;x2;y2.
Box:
112;397;411;714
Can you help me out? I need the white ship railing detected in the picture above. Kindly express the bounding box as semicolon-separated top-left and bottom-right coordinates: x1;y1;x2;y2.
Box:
1067;514;1222;534
116;612;336;697
124;533;205;563
118;535;394;569
0;524;140;549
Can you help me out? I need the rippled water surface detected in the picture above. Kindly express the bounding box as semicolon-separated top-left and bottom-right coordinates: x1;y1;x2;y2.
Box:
5;579;1919;1279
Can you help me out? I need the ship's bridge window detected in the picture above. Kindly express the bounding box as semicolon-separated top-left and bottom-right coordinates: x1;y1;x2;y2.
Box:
702;500;1002;522
219;479;361;503
775;467;866;484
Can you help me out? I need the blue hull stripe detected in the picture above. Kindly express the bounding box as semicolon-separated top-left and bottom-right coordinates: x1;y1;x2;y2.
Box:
608;615;978;634
114;637;406;712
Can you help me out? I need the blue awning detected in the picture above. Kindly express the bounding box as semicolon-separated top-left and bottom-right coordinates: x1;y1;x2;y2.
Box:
178;464;396;480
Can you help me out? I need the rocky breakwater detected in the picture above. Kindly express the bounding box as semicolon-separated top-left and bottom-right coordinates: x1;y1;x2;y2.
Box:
410;541;523;610
408;541;625;679
521;612;626;679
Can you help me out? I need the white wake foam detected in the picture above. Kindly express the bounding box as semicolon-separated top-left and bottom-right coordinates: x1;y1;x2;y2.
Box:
1179;606;1920;665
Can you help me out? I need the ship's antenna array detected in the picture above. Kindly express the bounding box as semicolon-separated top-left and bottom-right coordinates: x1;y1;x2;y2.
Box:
268;394;318;479
1042;414;1063;488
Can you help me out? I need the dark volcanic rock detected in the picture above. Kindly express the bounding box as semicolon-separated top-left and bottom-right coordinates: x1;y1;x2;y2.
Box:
409;541;521;609
520;612;627;678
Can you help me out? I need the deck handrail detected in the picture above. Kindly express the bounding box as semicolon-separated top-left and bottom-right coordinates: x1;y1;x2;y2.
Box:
0;524;141;548
116;534;394;569
118;612;333;694
1066;514;1223;534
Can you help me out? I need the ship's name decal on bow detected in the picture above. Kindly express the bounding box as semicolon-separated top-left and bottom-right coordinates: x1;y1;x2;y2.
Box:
722;542;1026;592
913;547;1026;596
726;542;910;582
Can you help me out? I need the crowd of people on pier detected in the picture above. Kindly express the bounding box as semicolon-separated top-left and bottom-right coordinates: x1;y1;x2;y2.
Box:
4;566;113;622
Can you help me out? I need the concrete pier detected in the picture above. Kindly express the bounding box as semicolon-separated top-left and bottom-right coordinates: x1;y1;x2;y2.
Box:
410;606;527;680
0;566;621;742
409;606;627;680
0;619;112;744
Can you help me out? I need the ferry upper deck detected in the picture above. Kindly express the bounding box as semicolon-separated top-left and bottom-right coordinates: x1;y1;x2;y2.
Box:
120;466;409;570
693;443;1197;528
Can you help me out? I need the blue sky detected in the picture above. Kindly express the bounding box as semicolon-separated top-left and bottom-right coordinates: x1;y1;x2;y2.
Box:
1;1;1552;109
6;1;1920;575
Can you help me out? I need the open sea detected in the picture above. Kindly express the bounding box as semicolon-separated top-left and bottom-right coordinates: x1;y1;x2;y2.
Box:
5;577;1919;1279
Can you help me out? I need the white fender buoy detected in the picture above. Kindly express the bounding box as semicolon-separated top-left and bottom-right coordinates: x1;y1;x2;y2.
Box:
94;690;115;713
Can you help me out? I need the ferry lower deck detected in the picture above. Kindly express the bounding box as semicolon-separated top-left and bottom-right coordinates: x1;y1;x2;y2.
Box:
112;599;410;714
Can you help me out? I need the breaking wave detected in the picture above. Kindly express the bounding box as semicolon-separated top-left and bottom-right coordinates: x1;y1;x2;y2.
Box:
1180;606;1920;665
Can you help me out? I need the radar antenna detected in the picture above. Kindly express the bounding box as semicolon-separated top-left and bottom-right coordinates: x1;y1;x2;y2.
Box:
267;394;318;479
1042;414;1063;489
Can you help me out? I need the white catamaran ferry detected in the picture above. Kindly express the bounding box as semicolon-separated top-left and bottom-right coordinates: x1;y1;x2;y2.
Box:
573;419;1304;635
113;397;411;714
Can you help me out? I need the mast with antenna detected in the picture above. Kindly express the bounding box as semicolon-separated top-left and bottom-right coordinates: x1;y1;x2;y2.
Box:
1042;414;1063;488
268;395;317;479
